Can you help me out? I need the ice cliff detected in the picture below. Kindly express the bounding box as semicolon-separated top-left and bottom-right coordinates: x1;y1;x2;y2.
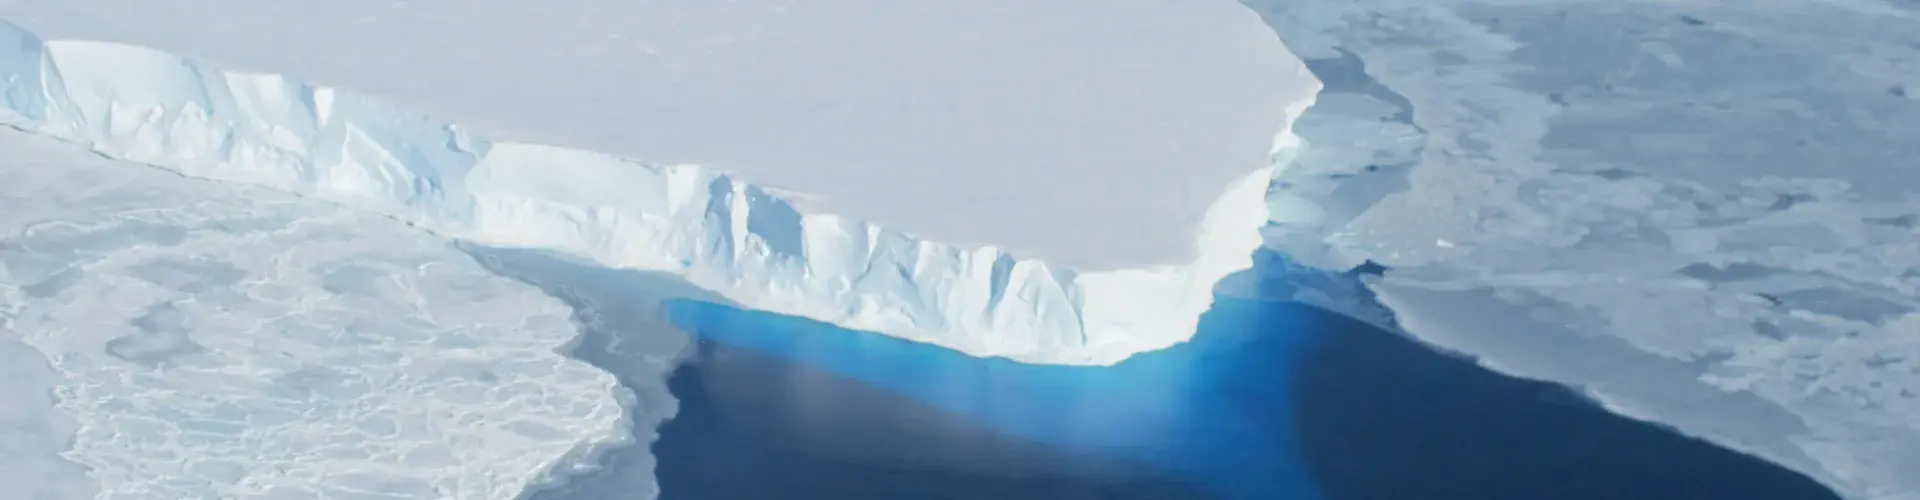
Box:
0;20;1318;365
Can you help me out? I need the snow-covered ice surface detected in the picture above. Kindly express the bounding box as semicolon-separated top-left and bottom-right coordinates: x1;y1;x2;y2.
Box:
0;129;631;499
0;0;1295;270
0;286;93;500
0;0;1320;363
1243;0;1920;498
0;4;1320;364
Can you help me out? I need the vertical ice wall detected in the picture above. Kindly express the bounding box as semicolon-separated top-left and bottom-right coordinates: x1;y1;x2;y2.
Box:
0;20;1322;365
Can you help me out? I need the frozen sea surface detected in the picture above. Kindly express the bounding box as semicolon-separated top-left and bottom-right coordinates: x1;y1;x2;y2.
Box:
1245;0;1920;497
0;129;629;499
0;290;92;500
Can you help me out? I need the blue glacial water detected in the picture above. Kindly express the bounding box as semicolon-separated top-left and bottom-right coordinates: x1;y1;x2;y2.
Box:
468;245;1842;500
656;295;1325;500
653;289;1843;500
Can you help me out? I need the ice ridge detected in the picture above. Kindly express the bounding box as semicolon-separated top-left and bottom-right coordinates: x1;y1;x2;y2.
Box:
0;20;1318;365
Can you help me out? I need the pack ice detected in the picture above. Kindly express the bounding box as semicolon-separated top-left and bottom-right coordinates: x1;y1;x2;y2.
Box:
0;10;1319;364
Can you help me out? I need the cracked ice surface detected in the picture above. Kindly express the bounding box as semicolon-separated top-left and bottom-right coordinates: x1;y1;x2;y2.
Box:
0;129;628;499
1243;0;1920;497
0;289;93;500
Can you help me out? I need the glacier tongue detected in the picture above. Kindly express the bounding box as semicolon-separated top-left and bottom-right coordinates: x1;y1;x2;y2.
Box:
0;20;1318;365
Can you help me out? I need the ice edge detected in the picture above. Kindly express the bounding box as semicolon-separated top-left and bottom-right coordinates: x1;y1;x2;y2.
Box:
0;14;1319;498
0;19;1318;368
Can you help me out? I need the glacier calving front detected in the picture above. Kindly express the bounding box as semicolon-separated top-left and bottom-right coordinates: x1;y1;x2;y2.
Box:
0;20;1319;365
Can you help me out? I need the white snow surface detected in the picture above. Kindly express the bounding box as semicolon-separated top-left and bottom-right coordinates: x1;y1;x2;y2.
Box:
0;128;633;499
0;4;1319;365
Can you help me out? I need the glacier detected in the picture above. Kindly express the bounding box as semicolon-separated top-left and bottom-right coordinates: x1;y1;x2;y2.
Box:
0;5;1320;498
0;0;1306;272
0;18;1319;365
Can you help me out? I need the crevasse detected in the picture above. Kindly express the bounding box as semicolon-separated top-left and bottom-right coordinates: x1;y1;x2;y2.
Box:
0;20;1319;365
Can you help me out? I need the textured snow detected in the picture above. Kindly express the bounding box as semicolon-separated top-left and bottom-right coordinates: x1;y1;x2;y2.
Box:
0;129;631;499
1243;0;1920;498
0;9;1318;364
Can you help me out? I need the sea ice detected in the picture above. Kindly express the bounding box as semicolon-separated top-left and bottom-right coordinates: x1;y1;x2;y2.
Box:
1242;0;1920;497
0;129;630;499
0;298;92;500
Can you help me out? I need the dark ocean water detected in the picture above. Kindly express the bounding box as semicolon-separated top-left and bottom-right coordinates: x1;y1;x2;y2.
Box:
652;297;1843;500
467;245;1842;500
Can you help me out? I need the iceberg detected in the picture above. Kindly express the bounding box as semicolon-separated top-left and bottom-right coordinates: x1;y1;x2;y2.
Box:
0;15;1320;364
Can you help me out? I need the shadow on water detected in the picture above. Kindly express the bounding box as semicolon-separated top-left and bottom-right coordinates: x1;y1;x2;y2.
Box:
650;322;1220;500
471;244;1842;500
1290;301;1842;500
464;244;712;500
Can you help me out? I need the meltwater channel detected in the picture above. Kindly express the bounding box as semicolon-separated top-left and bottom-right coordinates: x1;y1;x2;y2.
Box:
472;245;1842;500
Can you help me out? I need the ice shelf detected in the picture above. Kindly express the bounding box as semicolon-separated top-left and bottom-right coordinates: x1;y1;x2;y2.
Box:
0;10;1320;364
